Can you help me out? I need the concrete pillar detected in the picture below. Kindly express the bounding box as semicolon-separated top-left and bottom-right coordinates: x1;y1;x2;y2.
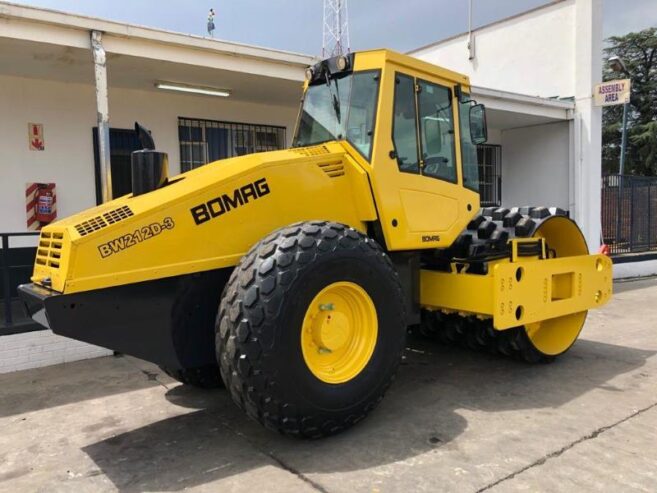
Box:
573;0;603;251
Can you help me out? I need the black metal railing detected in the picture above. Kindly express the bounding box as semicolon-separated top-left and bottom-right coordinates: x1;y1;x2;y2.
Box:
602;174;657;255
1;232;41;334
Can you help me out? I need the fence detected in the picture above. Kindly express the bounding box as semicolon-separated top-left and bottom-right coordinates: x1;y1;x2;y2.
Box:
1;232;40;334
601;174;657;255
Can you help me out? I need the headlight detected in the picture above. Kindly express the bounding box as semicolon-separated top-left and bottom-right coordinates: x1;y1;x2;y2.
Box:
336;55;349;71
305;67;314;81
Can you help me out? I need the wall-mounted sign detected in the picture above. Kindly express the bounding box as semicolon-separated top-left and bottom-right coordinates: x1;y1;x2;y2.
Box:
26;183;57;231
28;123;45;151
594;79;631;107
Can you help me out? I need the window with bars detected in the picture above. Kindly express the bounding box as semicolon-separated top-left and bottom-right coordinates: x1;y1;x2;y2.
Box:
477;144;502;207
178;118;287;172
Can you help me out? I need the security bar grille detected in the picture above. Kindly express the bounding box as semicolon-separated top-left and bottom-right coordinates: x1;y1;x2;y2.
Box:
477;144;502;207
178;118;286;172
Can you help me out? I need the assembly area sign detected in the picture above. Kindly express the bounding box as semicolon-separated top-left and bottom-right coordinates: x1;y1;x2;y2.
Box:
594;79;631;107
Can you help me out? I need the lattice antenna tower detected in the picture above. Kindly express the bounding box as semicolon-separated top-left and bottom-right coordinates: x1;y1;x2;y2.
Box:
322;0;350;58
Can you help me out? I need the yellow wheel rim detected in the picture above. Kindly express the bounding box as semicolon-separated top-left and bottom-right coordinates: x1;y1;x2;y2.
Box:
524;311;587;356
301;281;378;384
524;216;589;356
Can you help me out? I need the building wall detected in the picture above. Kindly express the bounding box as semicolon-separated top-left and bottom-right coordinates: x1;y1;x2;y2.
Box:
0;75;98;235
411;0;576;98
0;73;299;234
0;331;112;373
500;121;571;209
573;0;603;252
485;128;502;146
0;73;299;374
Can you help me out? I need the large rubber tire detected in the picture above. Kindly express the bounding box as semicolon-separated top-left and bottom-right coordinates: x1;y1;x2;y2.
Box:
217;221;407;438
159;365;223;389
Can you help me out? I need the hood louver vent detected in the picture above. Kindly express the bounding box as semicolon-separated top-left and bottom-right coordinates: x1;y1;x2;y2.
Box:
318;161;345;178
103;205;134;224
75;205;134;237
292;145;331;157
36;230;64;269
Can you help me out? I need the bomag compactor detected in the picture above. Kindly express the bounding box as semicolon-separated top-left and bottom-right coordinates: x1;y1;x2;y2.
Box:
20;50;612;438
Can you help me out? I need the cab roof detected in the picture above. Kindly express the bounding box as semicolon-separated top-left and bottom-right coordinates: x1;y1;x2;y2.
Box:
355;49;471;90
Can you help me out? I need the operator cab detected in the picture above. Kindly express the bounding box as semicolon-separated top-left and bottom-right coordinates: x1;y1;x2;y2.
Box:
293;50;489;251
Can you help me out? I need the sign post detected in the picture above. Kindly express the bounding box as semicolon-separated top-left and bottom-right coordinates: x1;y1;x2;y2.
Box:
595;78;632;250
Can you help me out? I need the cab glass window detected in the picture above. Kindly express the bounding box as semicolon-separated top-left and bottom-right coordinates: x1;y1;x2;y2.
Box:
294;71;380;160
392;74;420;173
345;72;380;158
459;100;480;191
417;80;457;182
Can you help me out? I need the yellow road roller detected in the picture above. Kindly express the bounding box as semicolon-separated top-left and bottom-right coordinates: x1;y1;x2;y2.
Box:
19;50;612;437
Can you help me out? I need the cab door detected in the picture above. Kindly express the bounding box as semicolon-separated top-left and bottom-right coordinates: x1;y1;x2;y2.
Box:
368;68;480;251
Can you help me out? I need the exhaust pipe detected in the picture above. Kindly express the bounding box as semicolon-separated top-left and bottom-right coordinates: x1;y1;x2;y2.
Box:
131;122;169;196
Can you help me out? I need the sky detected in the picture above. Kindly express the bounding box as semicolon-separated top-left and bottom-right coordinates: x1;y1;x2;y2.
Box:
9;0;657;55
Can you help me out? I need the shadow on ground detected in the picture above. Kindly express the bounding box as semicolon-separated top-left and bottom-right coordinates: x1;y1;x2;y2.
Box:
83;335;655;492
0;355;160;418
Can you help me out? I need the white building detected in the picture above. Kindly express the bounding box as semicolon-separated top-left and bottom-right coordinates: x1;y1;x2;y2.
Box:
411;0;602;253
0;0;605;373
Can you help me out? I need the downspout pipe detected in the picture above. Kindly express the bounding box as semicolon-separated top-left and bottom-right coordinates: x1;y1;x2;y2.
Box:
91;30;112;203
468;0;475;60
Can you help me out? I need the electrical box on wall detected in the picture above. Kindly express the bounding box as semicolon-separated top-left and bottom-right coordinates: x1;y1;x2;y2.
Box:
26;182;56;230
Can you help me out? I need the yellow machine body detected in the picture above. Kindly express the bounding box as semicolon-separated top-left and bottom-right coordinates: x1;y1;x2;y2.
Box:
32;143;376;294
421;250;612;330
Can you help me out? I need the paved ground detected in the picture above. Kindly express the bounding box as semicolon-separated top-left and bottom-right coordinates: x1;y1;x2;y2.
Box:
1;278;656;493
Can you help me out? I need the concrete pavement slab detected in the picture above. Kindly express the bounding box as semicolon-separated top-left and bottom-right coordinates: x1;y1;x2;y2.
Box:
0;278;656;492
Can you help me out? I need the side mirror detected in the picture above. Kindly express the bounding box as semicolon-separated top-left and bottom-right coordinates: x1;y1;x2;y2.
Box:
424;117;442;155
469;104;488;145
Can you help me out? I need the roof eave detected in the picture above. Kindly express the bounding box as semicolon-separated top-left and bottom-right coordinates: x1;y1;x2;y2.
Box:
0;0;317;67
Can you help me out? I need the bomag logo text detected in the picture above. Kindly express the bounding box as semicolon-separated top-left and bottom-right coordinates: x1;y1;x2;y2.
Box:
422;235;440;243
190;178;270;226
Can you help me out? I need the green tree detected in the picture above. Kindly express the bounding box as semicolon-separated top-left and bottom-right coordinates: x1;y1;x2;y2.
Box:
603;28;657;175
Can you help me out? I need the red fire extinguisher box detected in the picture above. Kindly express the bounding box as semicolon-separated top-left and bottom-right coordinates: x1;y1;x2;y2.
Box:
26;182;56;230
